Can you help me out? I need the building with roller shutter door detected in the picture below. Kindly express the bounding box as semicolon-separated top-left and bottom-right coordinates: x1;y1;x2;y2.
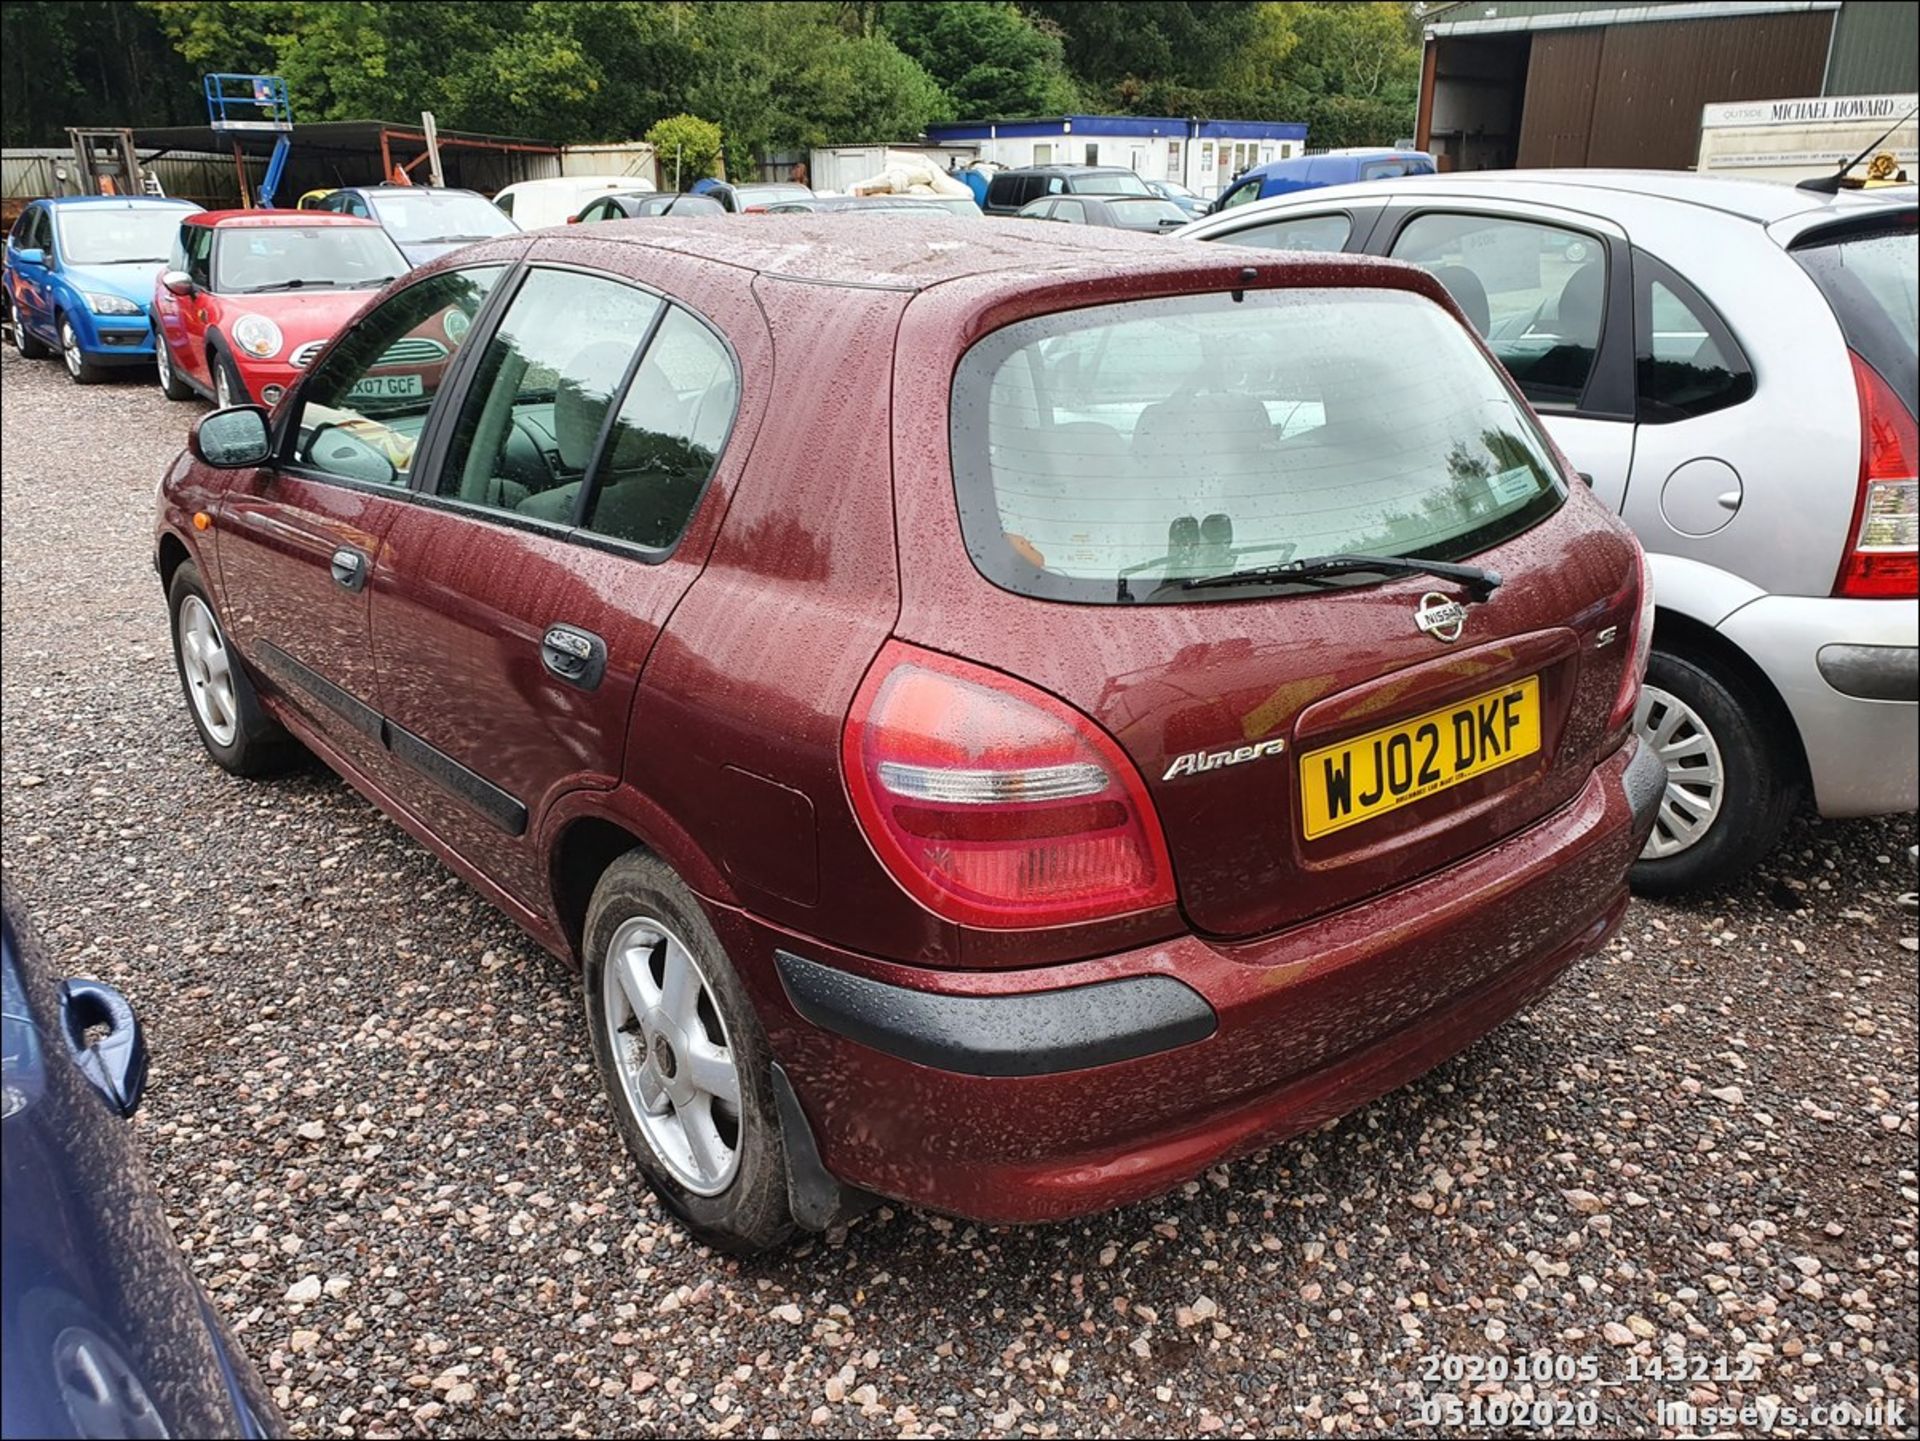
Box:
1415;0;1920;172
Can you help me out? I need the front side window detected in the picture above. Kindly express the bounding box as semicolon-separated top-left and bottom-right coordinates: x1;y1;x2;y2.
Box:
1390;212;1608;409
55;206;183;265
1213;212;1351;253
1634;252;1753;423
185;227;214;288
1215;179;1261;211
291;266;504;487
951;288;1563;604
213;226;406;295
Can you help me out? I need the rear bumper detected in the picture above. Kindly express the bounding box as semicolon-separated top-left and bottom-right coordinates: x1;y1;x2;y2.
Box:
720;742;1657;1225
1717;594;1918;818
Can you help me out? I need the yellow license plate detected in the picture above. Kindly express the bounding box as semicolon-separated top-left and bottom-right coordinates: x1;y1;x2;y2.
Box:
1300;675;1542;840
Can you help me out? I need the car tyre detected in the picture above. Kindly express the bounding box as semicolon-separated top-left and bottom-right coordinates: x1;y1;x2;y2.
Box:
583;850;796;1254
211;349;247;409
167;561;298;777
59;315;110;384
8;296;53;359
155;331;193;400
1629;648;1795;897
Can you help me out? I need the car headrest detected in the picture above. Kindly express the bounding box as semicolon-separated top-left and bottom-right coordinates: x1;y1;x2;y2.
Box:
1555;259;1605;337
1427;264;1489;337
552;341;634;471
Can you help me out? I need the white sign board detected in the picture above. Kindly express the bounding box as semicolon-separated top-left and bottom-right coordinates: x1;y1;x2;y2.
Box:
1698;93;1918;182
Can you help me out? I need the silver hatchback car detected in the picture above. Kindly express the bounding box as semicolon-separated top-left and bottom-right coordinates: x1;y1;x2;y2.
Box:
1182;172;1917;892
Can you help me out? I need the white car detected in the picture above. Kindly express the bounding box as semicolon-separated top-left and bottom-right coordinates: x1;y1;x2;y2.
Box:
1182;171;1918;893
492;176;655;230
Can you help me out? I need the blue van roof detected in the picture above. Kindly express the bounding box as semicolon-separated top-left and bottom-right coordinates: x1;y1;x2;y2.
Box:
1241;149;1430;183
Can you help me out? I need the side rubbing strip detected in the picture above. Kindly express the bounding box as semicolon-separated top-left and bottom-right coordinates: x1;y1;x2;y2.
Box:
385;723;528;836
254;639;383;742
775;951;1216;1077
252;639;527;837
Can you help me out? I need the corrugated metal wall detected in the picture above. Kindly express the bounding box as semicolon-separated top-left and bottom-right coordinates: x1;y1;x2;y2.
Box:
1826;0;1920;95
1513;9;1835;169
1587;9;1833;167
1515;28;1604;167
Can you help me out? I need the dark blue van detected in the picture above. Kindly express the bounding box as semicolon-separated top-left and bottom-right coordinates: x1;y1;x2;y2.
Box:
1210;149;1435;214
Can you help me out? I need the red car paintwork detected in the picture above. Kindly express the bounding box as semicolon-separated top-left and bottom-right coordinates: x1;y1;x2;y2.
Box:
156;220;1656;1224
152;210;416;406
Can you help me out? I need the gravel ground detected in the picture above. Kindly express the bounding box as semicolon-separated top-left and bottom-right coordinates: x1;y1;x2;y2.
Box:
2;345;1917;1440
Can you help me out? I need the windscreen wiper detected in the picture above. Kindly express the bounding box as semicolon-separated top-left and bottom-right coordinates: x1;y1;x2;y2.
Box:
1171;553;1503;601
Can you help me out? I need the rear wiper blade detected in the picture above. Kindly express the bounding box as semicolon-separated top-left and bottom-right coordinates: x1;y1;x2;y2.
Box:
1175;553;1504;600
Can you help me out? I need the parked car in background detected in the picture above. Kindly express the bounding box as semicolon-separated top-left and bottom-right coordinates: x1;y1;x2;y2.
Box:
1016;193;1191;232
311;185;519;266
575;192;727;222
153;211;410;409
762;195;980;218
4;196;201;383
1209;149;1436;215
983;164;1156;216
295;188;335;210
2;895;280;1439
1183;172;1919;892
689;179;815;213
1145;177;1208;218
155;217;1660;1253
493;175;654;230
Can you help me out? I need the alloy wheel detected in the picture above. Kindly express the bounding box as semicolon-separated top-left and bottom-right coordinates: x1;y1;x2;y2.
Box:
1635;682;1725;859
156;336;174;392
61;320;82;378
176;594;239;747
600;915;742;1195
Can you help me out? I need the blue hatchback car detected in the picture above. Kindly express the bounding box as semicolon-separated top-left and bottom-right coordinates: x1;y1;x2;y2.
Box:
2;895;279;1439
4;196;200;383
1209;149;1435;214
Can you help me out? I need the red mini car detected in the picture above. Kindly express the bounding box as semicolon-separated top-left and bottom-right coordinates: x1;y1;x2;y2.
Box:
154;220;1663;1252
153;210;411;409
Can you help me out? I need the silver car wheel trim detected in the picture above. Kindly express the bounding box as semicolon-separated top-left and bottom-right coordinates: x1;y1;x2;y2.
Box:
177;594;239;747
1635;682;1725;860
214;362;233;408
156;335;173;391
601;914;742;1195
61;321;81;377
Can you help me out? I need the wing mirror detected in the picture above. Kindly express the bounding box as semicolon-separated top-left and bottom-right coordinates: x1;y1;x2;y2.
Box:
191;405;273;468
160;270;195;297
61;978;148;1117
14;247;47;266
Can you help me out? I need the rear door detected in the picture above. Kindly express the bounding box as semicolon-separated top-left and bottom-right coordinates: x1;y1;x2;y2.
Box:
891;275;1642;939
366;251;765;905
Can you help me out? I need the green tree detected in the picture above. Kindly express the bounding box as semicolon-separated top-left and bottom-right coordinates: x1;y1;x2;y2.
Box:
882;2;1077;118
1018;1;1261;93
4;1;202;144
645;113;723;188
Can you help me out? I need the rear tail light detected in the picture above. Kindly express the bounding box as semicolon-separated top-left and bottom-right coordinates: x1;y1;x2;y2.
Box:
1835;352;1918;599
843;642;1175;928
1609;537;1655;732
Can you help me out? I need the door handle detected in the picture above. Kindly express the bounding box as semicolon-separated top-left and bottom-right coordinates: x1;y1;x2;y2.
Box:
330;546;369;592
541;623;607;690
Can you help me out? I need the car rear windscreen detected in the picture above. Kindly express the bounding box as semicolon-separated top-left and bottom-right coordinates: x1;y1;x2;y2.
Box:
951;287;1565;604
1794;222;1918;410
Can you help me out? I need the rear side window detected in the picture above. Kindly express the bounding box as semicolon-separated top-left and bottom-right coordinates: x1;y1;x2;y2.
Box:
1793;223;1918;412
951;288;1564;604
1209;213;1351;253
1390;212;1607;409
1633;251;1753;423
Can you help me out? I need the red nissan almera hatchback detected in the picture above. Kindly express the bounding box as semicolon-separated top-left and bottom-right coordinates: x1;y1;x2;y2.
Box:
155;219;1663;1251
153;210;410;409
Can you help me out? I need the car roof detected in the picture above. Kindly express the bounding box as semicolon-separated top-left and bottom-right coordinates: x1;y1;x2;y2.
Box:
43;195;196;210
336;185;488;199
563;213;1404;293
498;176;640;193
1199;168;1916;237
1245;149;1428;180
1003;164;1136;176
191;209;382;227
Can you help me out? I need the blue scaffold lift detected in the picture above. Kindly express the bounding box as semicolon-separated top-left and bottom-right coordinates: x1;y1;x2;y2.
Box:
204;73;292;208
